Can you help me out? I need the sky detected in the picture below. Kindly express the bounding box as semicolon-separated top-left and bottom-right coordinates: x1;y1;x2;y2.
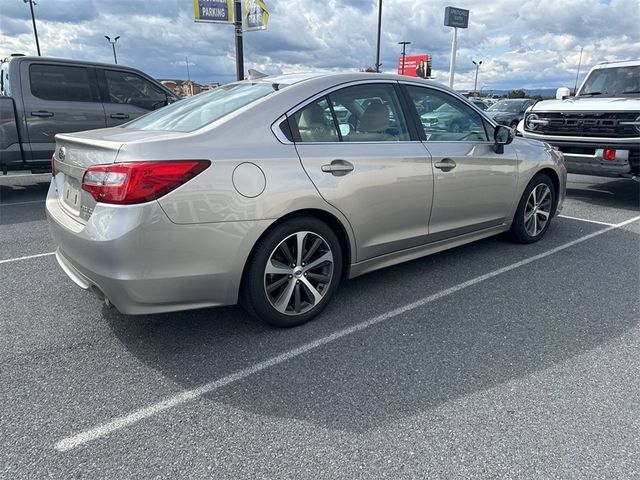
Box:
1;0;638;91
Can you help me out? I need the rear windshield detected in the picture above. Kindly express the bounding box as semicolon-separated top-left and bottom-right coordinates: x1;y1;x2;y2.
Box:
125;81;282;132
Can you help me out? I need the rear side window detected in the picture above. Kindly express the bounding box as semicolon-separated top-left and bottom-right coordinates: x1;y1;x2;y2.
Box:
29;64;94;102
103;70;168;110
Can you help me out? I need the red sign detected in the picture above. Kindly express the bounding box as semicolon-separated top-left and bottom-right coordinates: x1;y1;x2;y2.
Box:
397;54;431;78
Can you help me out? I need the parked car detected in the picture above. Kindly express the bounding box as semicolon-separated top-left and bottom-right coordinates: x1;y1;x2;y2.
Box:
470;98;488;110
485;99;536;128
47;72;566;327
519;59;640;178
0;55;179;174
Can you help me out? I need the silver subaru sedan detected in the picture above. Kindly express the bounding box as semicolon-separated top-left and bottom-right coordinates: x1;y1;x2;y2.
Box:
46;72;566;327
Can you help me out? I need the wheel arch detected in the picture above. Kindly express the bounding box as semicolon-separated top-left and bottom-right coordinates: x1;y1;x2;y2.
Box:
240;208;354;290
537;167;560;214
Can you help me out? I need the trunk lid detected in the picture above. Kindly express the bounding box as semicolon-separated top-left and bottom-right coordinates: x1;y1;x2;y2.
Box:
52;128;183;222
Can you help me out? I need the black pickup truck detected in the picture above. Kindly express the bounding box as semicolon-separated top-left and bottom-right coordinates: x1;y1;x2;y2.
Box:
0;55;179;174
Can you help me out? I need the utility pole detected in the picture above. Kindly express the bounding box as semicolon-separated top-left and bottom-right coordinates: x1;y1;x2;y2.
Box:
375;0;382;72
234;0;244;80
472;60;482;95
398;41;411;75
104;36;120;64
24;0;41;56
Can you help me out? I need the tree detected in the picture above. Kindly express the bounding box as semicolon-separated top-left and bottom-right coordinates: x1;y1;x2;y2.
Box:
507;89;527;98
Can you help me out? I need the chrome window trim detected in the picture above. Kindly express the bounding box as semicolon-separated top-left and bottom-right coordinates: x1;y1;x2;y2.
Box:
271;114;292;144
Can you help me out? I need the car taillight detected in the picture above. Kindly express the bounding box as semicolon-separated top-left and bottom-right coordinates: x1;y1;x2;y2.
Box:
81;160;210;205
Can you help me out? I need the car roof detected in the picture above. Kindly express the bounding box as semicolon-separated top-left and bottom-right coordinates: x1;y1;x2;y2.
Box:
247;71;453;90
3;55;149;72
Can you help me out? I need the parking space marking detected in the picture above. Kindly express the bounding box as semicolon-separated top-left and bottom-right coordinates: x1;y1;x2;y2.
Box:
559;214;616;227
0;252;55;265
54;214;640;452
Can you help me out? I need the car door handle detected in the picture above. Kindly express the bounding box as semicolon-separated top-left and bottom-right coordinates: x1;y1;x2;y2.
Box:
321;160;354;176
31;111;54;117
110;113;130;120
434;158;457;171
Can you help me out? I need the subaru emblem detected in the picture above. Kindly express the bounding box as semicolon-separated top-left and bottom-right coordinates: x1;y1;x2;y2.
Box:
58;147;65;161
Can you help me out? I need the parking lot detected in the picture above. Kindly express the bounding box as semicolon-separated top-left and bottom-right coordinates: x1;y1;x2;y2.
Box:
1;173;638;479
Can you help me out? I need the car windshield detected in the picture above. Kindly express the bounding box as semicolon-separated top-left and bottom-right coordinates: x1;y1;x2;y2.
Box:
579;65;640;97
487;101;526;112
125;81;283;132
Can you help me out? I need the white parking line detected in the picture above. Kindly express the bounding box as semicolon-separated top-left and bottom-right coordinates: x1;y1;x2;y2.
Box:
559;214;616;226
54;214;640;452
0;252;55;265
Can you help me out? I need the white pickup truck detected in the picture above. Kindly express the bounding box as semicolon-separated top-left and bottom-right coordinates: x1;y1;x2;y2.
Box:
518;60;640;178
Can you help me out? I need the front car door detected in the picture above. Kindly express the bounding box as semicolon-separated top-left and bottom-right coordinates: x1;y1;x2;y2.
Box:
98;68;171;127
402;84;519;241
291;81;434;262
20;62;105;163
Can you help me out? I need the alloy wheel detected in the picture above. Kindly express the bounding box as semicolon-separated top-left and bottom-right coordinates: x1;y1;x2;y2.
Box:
264;231;334;315
524;183;552;237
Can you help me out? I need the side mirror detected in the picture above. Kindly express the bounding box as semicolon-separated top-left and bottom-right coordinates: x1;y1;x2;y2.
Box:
493;125;513;154
556;87;571;100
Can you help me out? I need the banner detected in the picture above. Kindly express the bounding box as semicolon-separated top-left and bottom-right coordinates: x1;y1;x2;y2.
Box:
193;0;233;24
244;0;269;30
397;54;432;78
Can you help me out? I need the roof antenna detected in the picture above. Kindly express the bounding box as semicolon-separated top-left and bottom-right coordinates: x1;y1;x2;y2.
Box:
247;69;269;80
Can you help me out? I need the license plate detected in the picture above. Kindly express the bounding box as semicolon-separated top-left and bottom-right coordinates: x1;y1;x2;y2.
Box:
63;177;82;210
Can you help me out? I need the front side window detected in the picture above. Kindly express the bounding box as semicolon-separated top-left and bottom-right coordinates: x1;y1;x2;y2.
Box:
406;85;489;142
104;70;167;110
125;82;280;132
29;64;94;102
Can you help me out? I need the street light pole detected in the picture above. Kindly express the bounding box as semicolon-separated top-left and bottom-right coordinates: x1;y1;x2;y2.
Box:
185;56;193;96
375;0;382;72
233;0;244;81
24;0;41;56
472;59;482;94
104;36;120;64
398;41;411;75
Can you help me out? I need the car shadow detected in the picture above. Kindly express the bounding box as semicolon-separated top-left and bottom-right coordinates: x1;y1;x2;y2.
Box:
566;177;639;211
0;179;49;225
103;223;639;433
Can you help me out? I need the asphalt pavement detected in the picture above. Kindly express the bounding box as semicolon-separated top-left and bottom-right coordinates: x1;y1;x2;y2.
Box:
0;173;639;479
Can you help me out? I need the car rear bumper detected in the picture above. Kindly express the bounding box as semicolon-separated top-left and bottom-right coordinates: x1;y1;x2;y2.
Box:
46;181;271;315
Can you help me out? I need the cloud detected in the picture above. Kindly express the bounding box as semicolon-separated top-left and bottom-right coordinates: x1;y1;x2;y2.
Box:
0;0;637;89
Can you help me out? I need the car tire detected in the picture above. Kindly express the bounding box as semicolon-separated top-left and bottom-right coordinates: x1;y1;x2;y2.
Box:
241;216;342;327
510;173;556;244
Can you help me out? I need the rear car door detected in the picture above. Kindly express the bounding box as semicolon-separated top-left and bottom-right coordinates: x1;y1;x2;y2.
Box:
402;84;519;240
98;68;171;126
20;62;106;163
291;81;434;262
